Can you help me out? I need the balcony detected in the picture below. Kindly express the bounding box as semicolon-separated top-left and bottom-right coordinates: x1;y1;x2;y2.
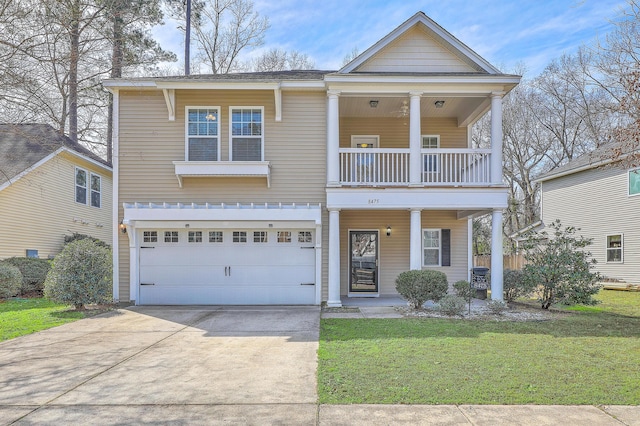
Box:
339;148;492;186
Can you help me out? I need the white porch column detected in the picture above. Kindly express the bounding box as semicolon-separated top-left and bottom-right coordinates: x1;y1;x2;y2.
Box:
409;92;423;186
327;90;341;187
410;208;422;270
327;208;342;307
490;92;504;185
490;209;504;301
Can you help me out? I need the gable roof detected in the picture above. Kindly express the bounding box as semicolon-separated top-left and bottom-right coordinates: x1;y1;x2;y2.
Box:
0;124;111;187
340;11;501;75
536;141;637;183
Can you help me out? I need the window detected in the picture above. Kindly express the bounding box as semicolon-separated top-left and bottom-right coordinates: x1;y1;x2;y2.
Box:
188;231;202;243
629;168;640;196
26;249;38;258
164;231;179;243
90;174;101;208
230;107;263;161
422;229;441;266
277;231;291;243
143;231;158;243
233;231;247;243
253;231;268;243
606;234;623;263
422;135;440;173
186;107;219;161
75;168;87;204
209;231;223;243
298;231;312;243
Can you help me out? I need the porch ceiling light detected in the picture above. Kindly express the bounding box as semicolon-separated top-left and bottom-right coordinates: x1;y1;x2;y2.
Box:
369;100;378;108
434;100;445;108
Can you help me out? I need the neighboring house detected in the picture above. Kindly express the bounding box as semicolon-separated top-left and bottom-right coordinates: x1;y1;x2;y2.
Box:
536;144;640;285
0;124;113;259
104;12;520;306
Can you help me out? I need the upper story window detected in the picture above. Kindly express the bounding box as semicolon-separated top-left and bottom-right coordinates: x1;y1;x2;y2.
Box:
629;168;640;196
606;234;623;263
422;135;440;173
422;135;440;149
75;167;101;208
230;107;263;161
186;107;219;161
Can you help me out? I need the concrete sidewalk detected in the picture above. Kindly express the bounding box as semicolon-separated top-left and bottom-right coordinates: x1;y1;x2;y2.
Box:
1;306;638;425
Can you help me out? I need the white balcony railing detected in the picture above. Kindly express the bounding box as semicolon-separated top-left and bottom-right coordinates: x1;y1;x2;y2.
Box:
339;148;492;186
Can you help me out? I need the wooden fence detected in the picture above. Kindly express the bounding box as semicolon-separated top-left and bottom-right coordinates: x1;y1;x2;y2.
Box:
473;254;527;271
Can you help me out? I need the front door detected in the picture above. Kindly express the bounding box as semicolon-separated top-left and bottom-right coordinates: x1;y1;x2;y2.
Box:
349;230;379;293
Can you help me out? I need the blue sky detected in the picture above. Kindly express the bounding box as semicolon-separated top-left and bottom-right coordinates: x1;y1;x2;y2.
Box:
153;0;628;77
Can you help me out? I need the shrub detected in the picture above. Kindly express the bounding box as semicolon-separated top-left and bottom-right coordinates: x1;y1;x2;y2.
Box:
395;270;448;310
453;280;474;303
486;300;508;315
503;269;534;302
521;220;601;309
0;263;22;299
44;239;112;309
2;257;51;295
64;232;110;249
437;295;466;316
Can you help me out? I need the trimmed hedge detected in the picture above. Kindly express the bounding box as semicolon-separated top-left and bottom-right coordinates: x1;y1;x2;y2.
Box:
395;269;448;310
0;263;22;299
1;257;51;295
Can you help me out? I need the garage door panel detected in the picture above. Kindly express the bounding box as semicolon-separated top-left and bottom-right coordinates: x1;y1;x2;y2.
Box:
140;284;315;305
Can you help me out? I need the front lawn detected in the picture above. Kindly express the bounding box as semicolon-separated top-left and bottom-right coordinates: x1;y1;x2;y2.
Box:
0;298;86;341
318;290;640;405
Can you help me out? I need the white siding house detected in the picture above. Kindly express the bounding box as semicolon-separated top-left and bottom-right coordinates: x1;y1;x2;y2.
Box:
104;12;520;306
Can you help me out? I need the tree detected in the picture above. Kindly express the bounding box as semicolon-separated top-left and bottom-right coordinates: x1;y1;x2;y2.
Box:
520;220;601;309
169;0;269;74
246;47;314;72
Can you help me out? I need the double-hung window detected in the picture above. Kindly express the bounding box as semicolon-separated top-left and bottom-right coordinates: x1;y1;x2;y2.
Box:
230;107;263;161
75;167;101;208
186;107;219;161
629;168;640;196
606;234;623;263
422;135;440;173
422;229;441;266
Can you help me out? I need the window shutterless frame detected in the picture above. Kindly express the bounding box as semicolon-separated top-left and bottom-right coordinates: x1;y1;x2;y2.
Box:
229;106;264;161
628;168;640;196
606;234;624;263
185;106;220;161
89;173;101;208
75;167;88;205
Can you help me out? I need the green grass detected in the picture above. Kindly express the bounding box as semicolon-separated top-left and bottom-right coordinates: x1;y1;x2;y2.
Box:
318;290;640;405
0;298;86;341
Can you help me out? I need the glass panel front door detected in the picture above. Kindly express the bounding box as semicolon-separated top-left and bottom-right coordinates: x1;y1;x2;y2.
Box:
349;231;378;293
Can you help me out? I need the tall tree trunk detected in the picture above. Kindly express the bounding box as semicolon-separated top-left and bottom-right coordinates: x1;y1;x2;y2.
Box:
68;2;80;143
106;2;123;164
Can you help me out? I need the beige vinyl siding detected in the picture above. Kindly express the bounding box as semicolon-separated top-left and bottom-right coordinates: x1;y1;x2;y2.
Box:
0;152;112;260
340;117;467;149
339;210;468;296
542;166;640;283
357;26;478;73
117;89;327;300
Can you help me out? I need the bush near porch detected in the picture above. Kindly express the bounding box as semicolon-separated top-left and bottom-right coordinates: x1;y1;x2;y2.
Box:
318;290;640;405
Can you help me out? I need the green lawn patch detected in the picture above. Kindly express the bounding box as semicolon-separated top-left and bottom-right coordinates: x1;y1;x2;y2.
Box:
318;290;640;405
0;298;87;341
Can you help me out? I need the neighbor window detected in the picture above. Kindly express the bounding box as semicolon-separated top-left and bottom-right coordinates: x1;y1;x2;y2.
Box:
75;168;87;204
164;231;179;243
422;229;441;266
606;234;623;263
186;107;219;161
277;231;292;243
629;168;640;196
209;231;223;243
233;231;247;243
230;107;263;161
188;231;202;243
26;249;38;258
90;173;101;208
143;231;158;243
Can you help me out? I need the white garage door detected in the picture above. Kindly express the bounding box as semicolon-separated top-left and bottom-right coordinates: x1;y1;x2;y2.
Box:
138;228;316;305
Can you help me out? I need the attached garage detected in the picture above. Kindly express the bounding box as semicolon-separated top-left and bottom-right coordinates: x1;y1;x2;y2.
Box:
122;203;322;305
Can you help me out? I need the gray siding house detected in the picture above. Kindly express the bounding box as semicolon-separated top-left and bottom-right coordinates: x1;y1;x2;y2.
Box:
537;147;640;285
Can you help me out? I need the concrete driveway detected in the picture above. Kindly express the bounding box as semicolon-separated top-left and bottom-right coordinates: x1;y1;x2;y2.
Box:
0;306;320;425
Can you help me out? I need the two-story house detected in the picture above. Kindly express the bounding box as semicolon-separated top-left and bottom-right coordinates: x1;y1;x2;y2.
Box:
536;144;640;285
104;12;520;306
